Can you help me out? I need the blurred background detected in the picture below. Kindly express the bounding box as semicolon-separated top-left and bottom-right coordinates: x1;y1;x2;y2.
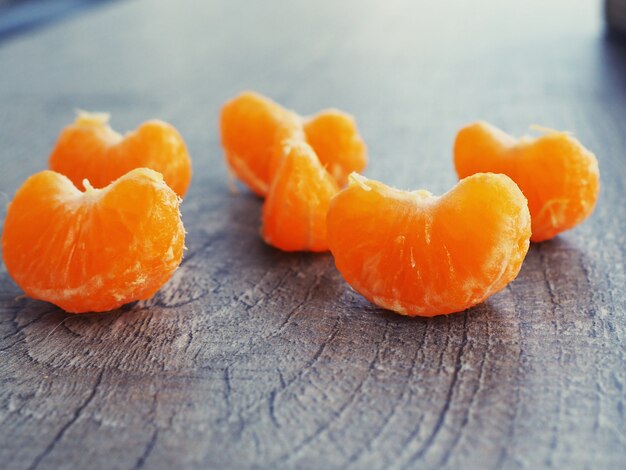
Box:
2;1;625;43
0;0;624;196
0;0;113;40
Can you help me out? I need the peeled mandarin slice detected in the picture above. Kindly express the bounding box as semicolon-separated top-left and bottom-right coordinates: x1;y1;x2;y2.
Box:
1;168;185;313
220;91;367;195
268;123;307;183
220;91;302;196
327;173;531;317
262;140;339;252
454;122;599;242
49;111;192;197
303;109;367;187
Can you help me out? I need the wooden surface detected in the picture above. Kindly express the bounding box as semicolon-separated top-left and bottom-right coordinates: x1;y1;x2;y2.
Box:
1;1;625;468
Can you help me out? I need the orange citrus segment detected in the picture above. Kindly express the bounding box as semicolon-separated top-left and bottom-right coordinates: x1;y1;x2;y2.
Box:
1;168;185;313
327;172;531;317
262;141;339;252
220;92;302;196
49;111;192;197
220;91;366;195
303;109;367;187
454;121;600;242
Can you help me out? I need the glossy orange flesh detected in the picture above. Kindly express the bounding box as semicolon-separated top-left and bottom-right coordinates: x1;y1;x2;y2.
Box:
327;173;531;317
49;112;192;197
454;122;599;242
220;91;366;195
303;109;367;187
262;140;339;252
1;168;185;313
221;92;303;196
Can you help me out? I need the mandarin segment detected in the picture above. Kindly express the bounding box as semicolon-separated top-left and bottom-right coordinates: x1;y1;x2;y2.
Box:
262;141;339;252
1;168;185;313
303;109;367;187
327;173;531;317
220;91;302;196
49;111;192;197
454;121;600;242
220;91;366;195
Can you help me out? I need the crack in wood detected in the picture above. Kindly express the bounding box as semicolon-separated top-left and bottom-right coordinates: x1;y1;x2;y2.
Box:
403;312;468;467
27;370;105;470
134;428;159;469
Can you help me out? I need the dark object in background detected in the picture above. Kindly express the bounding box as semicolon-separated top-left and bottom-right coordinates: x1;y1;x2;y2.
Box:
0;0;113;42
606;0;626;38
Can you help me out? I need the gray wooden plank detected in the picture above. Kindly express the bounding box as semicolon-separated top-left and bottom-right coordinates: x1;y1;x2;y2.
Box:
0;0;624;469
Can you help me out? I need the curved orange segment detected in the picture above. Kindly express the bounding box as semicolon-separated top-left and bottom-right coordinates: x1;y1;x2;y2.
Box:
327;172;531;317
1;168;185;313
262;141;339;252
454;122;599;241
303;109;367;187
220;91;367;195
49;111;192;197
220;92;302;196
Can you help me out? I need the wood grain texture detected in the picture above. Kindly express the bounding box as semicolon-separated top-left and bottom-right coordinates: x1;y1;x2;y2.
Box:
0;0;625;468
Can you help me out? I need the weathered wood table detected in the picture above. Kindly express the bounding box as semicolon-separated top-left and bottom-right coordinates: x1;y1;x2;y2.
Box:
0;1;625;468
